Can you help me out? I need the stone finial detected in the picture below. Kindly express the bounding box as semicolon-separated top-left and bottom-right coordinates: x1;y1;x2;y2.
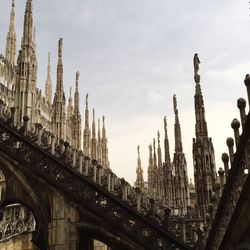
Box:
226;137;234;166
231;118;240;130
231;118;240;146
226;137;234;148
244;74;250;86
244;74;250;108
237;98;246;109
221;153;229;163
237;98;246;127
218;167;225;177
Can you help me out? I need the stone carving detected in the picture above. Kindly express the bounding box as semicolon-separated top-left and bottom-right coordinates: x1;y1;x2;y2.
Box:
0;111;187;249
0;204;35;241
193;53;200;76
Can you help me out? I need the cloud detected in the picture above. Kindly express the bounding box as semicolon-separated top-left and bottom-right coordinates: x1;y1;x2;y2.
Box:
0;0;249;185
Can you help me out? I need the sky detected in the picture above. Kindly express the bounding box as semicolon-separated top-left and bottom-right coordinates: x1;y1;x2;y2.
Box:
0;0;249;185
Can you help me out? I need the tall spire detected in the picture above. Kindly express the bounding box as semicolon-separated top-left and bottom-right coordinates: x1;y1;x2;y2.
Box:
193;53;208;138
97;118;102;163
91;109;97;160
45;52;52;104
83;94;91;156
153;138;157;170
102;116;106;139
5;0;16;65
192;53;217;220
66;85;73;143
14;0;37;124
172;94;189;215
101;116;109;168
22;0;33;48
85;94;89;129
147;144;154;193
157;131;162;167
67;86;73;116
52;38;66;141
92;109;96;139
56;38;64;94
71;72;82;149
135;146;144;190
164;116;171;165
74;71;80;114
173;95;183;152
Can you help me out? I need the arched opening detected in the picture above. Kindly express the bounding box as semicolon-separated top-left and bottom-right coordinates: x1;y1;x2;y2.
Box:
93;239;111;250
0;203;36;249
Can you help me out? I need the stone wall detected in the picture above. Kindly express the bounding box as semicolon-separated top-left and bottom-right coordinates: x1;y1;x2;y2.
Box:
0;232;39;250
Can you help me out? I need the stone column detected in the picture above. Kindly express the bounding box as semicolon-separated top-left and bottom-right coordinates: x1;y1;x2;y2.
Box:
48;193;79;250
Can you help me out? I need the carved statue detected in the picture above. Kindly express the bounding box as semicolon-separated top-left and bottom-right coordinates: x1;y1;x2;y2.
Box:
103;115;105;127
76;71;80;81
193;53;200;76
86;93;88;107
157;131;160;144
164;116;167;131
58;38;63;58
173;94;178;115
137;145;140;156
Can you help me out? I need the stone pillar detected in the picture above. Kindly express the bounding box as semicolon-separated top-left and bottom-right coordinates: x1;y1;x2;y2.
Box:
48;193;79;250
226;138;234;167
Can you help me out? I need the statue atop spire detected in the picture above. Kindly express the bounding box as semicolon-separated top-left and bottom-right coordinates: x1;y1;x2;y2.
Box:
157;131;162;168
193;53;201;76
103;116;105;128
193;53;201;84
76;71;80;87
58;38;63;59
173;94;183;152
192;54;217;220
164;116;171;165
173;94;178;118
86;94;89;108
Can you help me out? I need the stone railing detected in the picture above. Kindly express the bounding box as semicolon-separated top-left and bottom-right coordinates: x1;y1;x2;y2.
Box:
205;81;250;249
0;106;189;250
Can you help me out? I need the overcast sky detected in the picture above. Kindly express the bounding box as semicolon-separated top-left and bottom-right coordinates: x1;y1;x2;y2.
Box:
0;0;249;184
